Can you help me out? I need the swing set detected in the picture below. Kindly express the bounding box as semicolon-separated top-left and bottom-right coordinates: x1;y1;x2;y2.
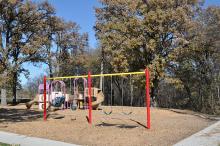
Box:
43;68;151;129
102;74;134;116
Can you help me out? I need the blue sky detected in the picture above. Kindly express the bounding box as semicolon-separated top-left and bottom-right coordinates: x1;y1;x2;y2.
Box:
205;0;220;6
49;0;101;48
21;0;220;85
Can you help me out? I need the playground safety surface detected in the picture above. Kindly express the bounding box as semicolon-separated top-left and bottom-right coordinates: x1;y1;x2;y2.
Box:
0;104;216;146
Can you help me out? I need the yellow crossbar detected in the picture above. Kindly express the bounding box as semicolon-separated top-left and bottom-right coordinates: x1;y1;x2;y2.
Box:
47;71;145;80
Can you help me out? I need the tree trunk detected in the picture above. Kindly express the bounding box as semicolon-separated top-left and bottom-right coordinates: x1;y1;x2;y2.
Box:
184;85;193;108
112;89;115;106
0;29;3;49
48;61;53;78
1;71;7;106
12;71;17;104
151;77;159;107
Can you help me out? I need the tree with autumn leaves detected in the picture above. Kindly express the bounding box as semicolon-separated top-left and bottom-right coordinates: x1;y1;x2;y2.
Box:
95;0;200;104
0;0;89;103
0;0;219;113
95;0;220;113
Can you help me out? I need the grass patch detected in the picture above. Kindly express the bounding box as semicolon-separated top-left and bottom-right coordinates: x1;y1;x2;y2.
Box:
0;142;10;146
0;142;20;146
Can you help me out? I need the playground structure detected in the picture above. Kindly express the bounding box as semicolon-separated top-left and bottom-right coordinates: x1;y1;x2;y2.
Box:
26;77;104;111
38;83;49;110
43;69;151;129
26;83;49;109
84;87;104;110
26;81;67;110
72;77;104;109
73;78;87;109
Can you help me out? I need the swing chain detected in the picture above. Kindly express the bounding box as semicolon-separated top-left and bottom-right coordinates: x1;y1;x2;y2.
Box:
121;74;133;115
103;75;113;115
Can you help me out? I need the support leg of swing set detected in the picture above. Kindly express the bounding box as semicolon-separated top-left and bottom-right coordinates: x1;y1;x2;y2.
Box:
88;71;92;124
43;75;47;121
145;68;150;129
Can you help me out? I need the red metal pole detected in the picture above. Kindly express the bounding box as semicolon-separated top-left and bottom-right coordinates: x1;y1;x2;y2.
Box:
145;68;150;129
43;76;47;121
88;71;92;124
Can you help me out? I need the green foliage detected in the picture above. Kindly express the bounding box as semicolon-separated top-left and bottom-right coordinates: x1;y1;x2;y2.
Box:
0;142;11;146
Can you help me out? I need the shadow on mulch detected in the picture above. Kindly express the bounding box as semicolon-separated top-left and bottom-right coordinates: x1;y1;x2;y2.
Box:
0;108;43;123
96;122;138;129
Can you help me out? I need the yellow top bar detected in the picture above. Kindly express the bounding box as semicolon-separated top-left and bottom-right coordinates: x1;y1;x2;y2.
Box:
47;71;145;80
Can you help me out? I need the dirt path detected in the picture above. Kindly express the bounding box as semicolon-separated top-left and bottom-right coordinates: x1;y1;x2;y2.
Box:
0;105;215;146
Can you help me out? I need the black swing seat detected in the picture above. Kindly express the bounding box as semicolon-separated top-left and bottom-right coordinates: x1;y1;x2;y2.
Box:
103;110;113;115
51;96;65;107
122;111;133;115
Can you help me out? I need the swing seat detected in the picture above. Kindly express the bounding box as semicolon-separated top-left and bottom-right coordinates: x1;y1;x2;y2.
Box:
122;111;133;115
71;103;77;110
51;96;65;107
103;110;113;115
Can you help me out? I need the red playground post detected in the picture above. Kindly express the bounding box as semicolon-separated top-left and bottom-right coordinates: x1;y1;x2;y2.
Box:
43;75;47;121
145;68;150;129
88;71;92;124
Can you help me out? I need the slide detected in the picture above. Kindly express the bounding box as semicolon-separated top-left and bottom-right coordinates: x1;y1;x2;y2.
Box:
26;96;38;109
91;90;104;110
84;88;105;110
